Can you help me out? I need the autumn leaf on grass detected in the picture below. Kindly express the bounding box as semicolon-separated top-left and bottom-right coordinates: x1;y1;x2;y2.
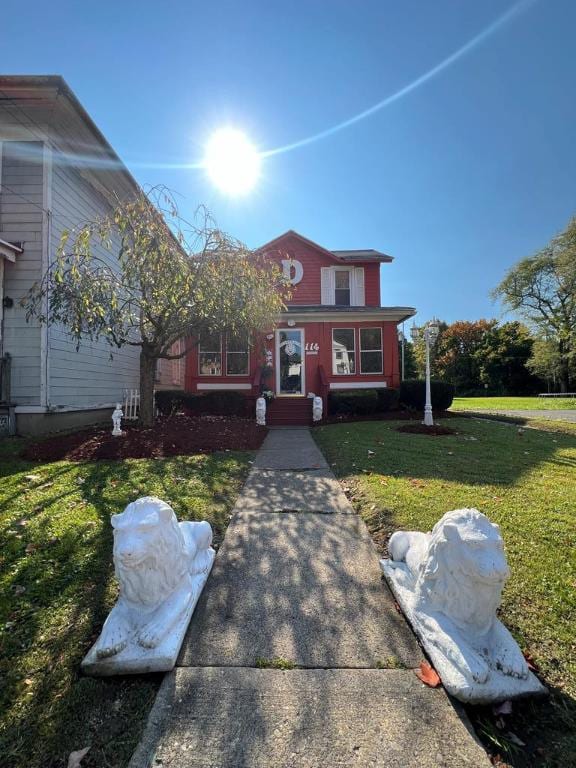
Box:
415;661;441;688
522;651;539;672
67;747;90;768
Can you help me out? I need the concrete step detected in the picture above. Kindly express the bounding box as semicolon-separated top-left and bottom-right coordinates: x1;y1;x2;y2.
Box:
129;667;491;768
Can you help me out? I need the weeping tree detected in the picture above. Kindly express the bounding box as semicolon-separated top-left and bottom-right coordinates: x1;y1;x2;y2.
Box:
492;216;576;392
25;189;288;426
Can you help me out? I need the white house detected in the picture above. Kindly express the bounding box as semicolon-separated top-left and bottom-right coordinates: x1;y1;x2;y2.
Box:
0;75;163;435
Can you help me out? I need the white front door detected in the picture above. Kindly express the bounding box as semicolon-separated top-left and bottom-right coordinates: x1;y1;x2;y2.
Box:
275;328;305;396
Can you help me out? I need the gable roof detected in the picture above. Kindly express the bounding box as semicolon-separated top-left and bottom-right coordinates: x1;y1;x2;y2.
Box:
258;230;393;263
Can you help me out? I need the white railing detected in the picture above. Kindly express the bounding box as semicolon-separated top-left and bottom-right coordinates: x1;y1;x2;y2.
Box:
123;389;140;420
538;392;576;398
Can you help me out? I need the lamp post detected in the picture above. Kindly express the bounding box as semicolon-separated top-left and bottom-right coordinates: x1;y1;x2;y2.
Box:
410;318;440;426
398;327;405;381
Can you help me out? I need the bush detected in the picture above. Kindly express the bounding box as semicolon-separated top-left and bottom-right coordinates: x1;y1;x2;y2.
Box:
399;379;455;411
155;389;247;417
328;390;379;415
377;388;400;412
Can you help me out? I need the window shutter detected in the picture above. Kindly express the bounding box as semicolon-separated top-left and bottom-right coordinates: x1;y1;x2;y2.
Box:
321;267;335;305
353;267;365;306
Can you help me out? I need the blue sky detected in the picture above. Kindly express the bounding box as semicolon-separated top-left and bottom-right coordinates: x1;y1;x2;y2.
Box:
2;0;575;325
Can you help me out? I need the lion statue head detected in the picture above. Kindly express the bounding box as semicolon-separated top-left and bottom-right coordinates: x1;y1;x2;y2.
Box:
111;496;188;608
416;508;510;635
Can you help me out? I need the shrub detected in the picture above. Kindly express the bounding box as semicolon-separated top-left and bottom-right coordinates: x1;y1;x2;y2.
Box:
377;388;399;412
155;389;247;417
399;379;455;411
328;390;379;415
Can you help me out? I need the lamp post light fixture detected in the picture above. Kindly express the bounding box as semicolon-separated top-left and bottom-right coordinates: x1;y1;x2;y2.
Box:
410;318;440;426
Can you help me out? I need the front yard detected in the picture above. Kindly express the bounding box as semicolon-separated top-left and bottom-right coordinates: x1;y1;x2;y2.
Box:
0;437;254;768
314;417;576;767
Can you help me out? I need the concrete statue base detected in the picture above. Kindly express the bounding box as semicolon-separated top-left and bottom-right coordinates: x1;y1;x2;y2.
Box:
380;508;547;704
82;497;215;676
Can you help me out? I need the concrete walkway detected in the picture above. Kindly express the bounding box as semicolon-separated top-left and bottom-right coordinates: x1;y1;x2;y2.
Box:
129;428;490;768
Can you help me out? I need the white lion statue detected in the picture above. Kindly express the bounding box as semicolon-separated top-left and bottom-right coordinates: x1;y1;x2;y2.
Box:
256;396;266;426
381;509;540;702
312;395;323;422
87;497;214;670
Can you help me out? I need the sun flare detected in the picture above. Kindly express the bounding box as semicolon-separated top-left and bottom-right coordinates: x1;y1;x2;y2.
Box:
204;128;260;195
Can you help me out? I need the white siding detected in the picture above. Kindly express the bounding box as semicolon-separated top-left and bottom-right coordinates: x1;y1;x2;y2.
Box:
48;159;140;407
0;141;43;404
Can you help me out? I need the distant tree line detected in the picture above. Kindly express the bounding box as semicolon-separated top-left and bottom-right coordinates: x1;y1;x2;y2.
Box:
404;215;576;395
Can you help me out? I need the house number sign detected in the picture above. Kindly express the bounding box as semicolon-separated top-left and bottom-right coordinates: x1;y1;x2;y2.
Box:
305;342;319;355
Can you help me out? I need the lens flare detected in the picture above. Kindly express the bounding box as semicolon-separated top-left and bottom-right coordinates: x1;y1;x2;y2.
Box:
204;128;260;195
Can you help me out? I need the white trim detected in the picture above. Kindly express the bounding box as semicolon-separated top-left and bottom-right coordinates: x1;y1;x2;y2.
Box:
198;333;222;376
225;334;250;376
330;381;388;390
281;309;415;323
331;327;356;376
196;383;251;390
275;327;306;396
40;142;53;408
359;326;383;375
15;403;116;414
0;141;3;194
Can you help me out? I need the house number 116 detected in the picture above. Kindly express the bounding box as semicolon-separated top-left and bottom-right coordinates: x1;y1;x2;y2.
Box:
305;342;319;352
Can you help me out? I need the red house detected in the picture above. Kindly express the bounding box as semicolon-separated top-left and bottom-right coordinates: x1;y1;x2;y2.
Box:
182;231;415;425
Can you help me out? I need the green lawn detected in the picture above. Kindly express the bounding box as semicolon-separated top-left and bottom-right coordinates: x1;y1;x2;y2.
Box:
314;418;576;767
452;396;576;411
0;438;253;768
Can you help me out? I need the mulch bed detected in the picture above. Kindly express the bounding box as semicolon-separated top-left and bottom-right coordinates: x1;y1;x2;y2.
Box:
23;415;268;462
396;423;457;436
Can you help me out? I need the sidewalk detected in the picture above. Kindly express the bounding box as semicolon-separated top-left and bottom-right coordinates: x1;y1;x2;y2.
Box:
129;427;490;767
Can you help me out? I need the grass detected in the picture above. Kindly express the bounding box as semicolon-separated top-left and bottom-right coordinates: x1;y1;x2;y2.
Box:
314;417;576;767
452;396;576;411
255;657;296;670
0;437;254;768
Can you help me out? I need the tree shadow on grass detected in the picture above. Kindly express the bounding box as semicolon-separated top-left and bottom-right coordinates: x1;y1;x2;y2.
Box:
0;445;253;768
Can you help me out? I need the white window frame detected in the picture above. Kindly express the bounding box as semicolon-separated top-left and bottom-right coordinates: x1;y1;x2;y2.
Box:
226;334;250;376
170;340;185;385
359;327;383;375
198;333;223;376
275;328;306;396
332;327;356;376
334;268;352;306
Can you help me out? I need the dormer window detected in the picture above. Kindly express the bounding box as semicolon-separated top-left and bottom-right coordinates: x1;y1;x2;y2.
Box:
334;270;351;306
321;266;365;306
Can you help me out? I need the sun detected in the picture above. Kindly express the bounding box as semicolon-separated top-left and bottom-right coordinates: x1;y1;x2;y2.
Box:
204;128;261;195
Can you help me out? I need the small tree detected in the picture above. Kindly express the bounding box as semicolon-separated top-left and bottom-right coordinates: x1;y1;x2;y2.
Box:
492;216;576;392
25;189;288;426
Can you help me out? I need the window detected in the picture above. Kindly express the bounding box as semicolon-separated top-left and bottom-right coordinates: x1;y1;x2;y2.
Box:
334;270;351;305
360;328;382;374
226;334;249;375
332;328;355;374
198;332;222;375
171;340;184;384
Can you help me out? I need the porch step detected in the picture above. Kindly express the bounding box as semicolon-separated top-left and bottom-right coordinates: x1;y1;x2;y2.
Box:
266;397;313;426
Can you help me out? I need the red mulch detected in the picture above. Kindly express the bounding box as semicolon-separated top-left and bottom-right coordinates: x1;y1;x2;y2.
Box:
22;415;268;462
396;423;456;436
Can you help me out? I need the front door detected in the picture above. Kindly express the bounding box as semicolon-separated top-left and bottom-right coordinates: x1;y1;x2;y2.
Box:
276;329;305;395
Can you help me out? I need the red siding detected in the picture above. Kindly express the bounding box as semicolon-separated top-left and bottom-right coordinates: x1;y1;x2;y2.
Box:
185;321;400;394
264;234;381;307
